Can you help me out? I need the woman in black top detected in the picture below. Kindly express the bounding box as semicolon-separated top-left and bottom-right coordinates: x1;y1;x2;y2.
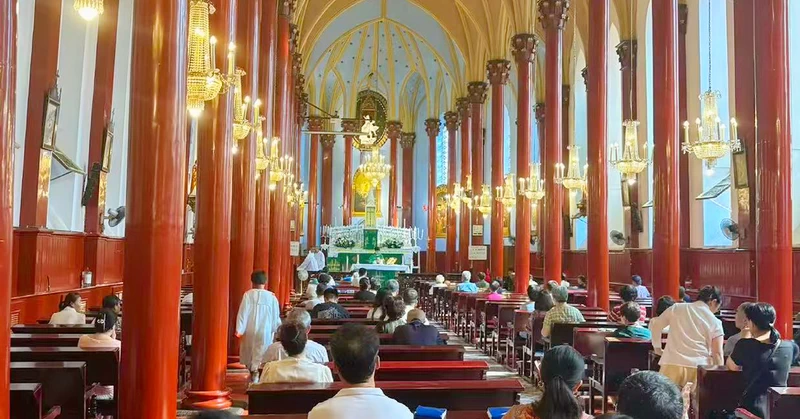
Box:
353;278;376;302
726;302;793;417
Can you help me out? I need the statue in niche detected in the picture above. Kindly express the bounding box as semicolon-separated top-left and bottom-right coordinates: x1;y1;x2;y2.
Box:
352;168;382;216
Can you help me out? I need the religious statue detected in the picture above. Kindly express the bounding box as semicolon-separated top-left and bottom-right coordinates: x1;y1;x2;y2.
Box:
358;115;379;147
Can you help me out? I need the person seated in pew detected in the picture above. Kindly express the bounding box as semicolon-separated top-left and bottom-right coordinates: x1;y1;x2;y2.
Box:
259;321;334;384
574;275;587;290
369;277;380;295
311;287;351;319
475;272;490;290
429;274;447;295
49;292;86;325
521;284;540;312
235;270;282;380
308;324;414;419
367;288;389;320
726;302;793;418
352;267;368;284
376;297;407;334
78;308;121;349
678;286;691;303
503;268;515;291
320;273;336;288
609;285;647;324
616;371;685;419
353;278;376;302
100;294;122;337
457;270;478;293
486;280;505;301
305;277;320;299
649;285;724;389
392;309;443;345
723;302;754;357
265;308;329;364
304;282;327;310
631;275;651;301
541;285;585;338
612;302;652;340
502;345;592;419
402;288;419;318
384;279;400;297
652;295;676;333
535;289;555;315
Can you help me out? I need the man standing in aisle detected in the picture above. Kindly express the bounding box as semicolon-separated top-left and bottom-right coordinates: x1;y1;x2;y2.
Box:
297;247;326;275
236;270;282;382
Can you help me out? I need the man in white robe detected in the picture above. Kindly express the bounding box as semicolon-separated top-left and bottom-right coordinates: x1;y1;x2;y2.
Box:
235;270;282;381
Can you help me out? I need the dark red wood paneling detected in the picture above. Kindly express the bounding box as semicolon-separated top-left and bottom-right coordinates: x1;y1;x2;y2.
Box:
562;251;587;277
681;249;752;297
609;251;632;284
629;249;652;285
10;283;123;324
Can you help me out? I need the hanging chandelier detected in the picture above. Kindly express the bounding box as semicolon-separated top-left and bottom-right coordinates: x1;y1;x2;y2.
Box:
461;175;474;206
473;185;492;218
519;163;545;204
610;120;649;184
231;68;252;151
286;182;308;208
682;0;740;175
187;0;224;118
74;0;103;21
495;175;516;212
444;183;468;213
267;137;292;190
555;145;587;193
358;148;390;188
253;100;269;173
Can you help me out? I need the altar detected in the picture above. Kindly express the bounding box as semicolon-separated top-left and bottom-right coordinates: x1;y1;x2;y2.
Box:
323;224;421;280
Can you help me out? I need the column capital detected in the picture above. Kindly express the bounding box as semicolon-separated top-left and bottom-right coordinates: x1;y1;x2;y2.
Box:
535;103;546;123
511;33;538;64
678;4;689;36
562;85;571;106
279;0;296;19
321;134;336;149
616;39;638;71
486;59;511;85
307;116;326;131
456;97;469;117
386;120;403;139
400;132;416;149
341;118;360;133
581;67;588;91
444;111;460;131
425;118;441;137
538;0;571;30
467;81;489;104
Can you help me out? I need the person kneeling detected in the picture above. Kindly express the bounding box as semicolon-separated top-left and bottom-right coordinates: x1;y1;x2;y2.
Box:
259;321;333;384
613;302;652;340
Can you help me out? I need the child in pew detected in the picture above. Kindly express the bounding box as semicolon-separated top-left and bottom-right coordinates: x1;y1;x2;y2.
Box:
78;308;121;349
259;321;333;384
612;302;652;340
49;292;86;325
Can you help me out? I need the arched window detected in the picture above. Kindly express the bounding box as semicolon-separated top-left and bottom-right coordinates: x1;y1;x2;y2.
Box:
789;2;800;245
435;117;448;186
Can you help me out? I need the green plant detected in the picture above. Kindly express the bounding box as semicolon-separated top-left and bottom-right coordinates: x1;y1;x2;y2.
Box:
334;237;356;248
382;237;404;249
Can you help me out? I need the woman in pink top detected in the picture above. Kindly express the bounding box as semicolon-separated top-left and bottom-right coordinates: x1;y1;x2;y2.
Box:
486;280;505;301
78;309;120;349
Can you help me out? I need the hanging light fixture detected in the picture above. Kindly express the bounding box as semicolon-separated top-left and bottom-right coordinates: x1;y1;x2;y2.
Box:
495;175;516;212
358;148;391;188
610;121;650;184
287;182;308;208
267;137;292;190
231;68;252;152
519;163;545;204
461;175;474;206
187;0;224;118
555;145;587;193
473;185;493;218
444;183;465;213
252;100;269;173
74;0;103;21
682;0;740;175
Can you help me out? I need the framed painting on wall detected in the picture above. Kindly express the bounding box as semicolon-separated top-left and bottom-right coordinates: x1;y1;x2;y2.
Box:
41;83;61;151
101;117;114;172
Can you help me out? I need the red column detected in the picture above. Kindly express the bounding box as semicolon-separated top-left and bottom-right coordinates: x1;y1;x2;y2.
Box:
487;60;510;280
617;40;640;249
341;119;359;226
120;0;186;416
444;111;459;272
387;121;403;226
400;133;415;228
457;98;471;270
587;0;610;311
535;103;546;259
20;0;62;227
561;84;571;249
512;35;536;293
228;0;260;365
539;0;568;282
467;82;488;274
307;117;325;248
321;135;335;228
733;1;756;251
425;118;440;272
755;0;792;337
678;5;692;251
0;0;14;414
651;0;680;300
254;0;277;272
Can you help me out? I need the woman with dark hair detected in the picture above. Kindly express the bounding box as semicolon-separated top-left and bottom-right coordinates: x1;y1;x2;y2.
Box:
534;291;555;314
367;288;390;320
78;309;120;349
503;345;591;419
260;321;333;383
376;297;407;334
726;302;793;417
49;292;86;325
486;280;504;301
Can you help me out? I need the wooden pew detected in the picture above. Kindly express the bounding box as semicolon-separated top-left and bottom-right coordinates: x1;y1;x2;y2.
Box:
588;337;653;414
768;387;800;419
310;318;379;326
11;361;87;419
240;413;491;419
310;332;448;346
11;383;43;419
327;360;489;381
12;324;95;335
545;321;619;350
376;345;465;361
11;333;81;347
247;379;524;414
695;366;800;419
502;309;532;372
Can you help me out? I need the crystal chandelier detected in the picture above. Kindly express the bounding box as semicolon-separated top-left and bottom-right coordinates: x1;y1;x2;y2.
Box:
252;100;269;174
518;163;545;204
555;145;587;193
286;182;308;208
358;148;391;188
186;0;224;118
682;0;740;176
444;183;468;213
495;175;516;212
473;185;493;218
461;175;474;206
610;121;649;184
231;68;252;151
267;137;292;190
74;0;103;21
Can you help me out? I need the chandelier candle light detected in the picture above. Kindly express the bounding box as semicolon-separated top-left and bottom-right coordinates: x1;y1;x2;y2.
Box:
473;185;493;218
74;0;103;21
495;175;517;212
267;137;293;191
519;163;546;204
253;100;269;174
610;120;649;184
555;145;587;193
231;68;252;152
359;148;391;188
186;0;223;118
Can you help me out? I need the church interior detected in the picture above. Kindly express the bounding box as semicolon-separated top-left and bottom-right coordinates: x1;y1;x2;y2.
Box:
2;0;800;418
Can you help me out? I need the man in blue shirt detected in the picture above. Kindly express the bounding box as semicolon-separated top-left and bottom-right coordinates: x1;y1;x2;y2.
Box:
631;275;651;300
455;271;477;293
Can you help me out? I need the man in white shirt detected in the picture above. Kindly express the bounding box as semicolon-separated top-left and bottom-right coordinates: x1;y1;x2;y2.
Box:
309;324;413;419
297;247;326;274
649;285;725;389
259;321;333;384
235;270;282;380
304;282;327;310
264;308;329;364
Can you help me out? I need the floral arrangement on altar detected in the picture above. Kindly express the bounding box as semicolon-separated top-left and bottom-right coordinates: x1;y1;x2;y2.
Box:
381;237;404;249
334;236;356;248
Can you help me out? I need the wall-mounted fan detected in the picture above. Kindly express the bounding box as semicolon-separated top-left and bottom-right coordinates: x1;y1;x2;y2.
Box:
720;218;739;241
103;206;126;228
610;230;627;246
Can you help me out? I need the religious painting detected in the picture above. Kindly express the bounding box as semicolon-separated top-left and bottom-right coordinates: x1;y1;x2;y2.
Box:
503;210;511;237
42;84;61;151
354;89;388;150
435;184;448;238
352;168;382;216
101;117;114;172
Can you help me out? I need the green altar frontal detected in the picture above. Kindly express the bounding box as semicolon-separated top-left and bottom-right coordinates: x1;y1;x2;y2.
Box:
326;228;405;280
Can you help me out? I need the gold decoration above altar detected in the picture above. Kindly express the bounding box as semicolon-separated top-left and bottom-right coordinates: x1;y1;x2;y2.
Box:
352;168;382;217
354;89;388;150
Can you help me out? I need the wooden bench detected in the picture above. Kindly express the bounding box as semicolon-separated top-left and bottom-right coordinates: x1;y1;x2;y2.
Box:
326;360;488;381
11;333;81;347
11;361;88;419
588;337;653;414
11;383;43;419
239;410;494;419
310;333;448;346
768;387;800;419
695;366;800;419
375;345;465;361
247;379;524;414
12;324;95;335
310;318;379;326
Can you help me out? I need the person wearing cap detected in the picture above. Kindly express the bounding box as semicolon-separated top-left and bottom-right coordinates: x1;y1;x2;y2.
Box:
79;308;121;349
392;309;444;346
631;274;651;300
456;271;478;293
311;287;351;319
429;274;447;295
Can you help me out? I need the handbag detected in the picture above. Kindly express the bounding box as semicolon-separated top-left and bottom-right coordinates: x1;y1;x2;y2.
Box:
708;339;781;419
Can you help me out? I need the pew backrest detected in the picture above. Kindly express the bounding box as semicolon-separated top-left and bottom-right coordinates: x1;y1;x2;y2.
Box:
10;347;120;386
10;361;87;418
375;345;465;361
